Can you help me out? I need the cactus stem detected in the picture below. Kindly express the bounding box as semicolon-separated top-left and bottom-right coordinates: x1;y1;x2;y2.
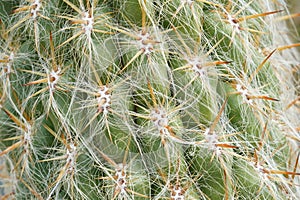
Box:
1;0;299;198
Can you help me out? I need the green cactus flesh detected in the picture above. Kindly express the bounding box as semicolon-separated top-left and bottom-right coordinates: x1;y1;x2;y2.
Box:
1;0;300;199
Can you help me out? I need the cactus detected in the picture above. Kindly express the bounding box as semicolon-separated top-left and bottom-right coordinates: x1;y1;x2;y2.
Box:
1;0;300;199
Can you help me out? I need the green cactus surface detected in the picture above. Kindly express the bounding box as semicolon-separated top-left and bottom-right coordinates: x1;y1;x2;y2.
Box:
1;0;300;199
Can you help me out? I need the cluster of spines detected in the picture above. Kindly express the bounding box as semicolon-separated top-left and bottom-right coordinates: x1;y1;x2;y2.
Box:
0;0;300;199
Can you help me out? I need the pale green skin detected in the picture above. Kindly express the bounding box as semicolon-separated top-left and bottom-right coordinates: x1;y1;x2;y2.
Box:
0;0;299;199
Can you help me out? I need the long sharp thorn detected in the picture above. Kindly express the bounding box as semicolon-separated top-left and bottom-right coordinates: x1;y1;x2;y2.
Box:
0;141;23;156
203;61;231;67
286;96;300;110
19;178;43;200
24;78;48;86
276;13;300;21
267;170;300;176
171;25;192;57
258;121;268;151
43;125;64;144
1;192;15;200
237;10;283;22
223;168;229;200
209;98;228;133
250;96;279;101
105;24;140;39
70;19;86;24
92;29;114;34
196;0;221;7
50;167;66;188
172;3;185;18
2;135;23;141
147;80;157;108
118;50;144;75
232;0;255;17
0;59;9;63
216;143;238;148
13;6;31;13
105;118;113;142
173;64;192;72
57;31;83;49
38;13;52;21
141;0;147;34
34;20;39;52
97;148;117;167
253;149;258;163
277;43;300;51
2;108;26;130
19;69;47;77
39;155;67;163
205;37;225;56
249;49;276;83
6;14;31;33
50;32;58;72
240;27;266;34
123;137;131;166
112;187;122;200
292;152;300;180
62;0;82;14
126;188;149;198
